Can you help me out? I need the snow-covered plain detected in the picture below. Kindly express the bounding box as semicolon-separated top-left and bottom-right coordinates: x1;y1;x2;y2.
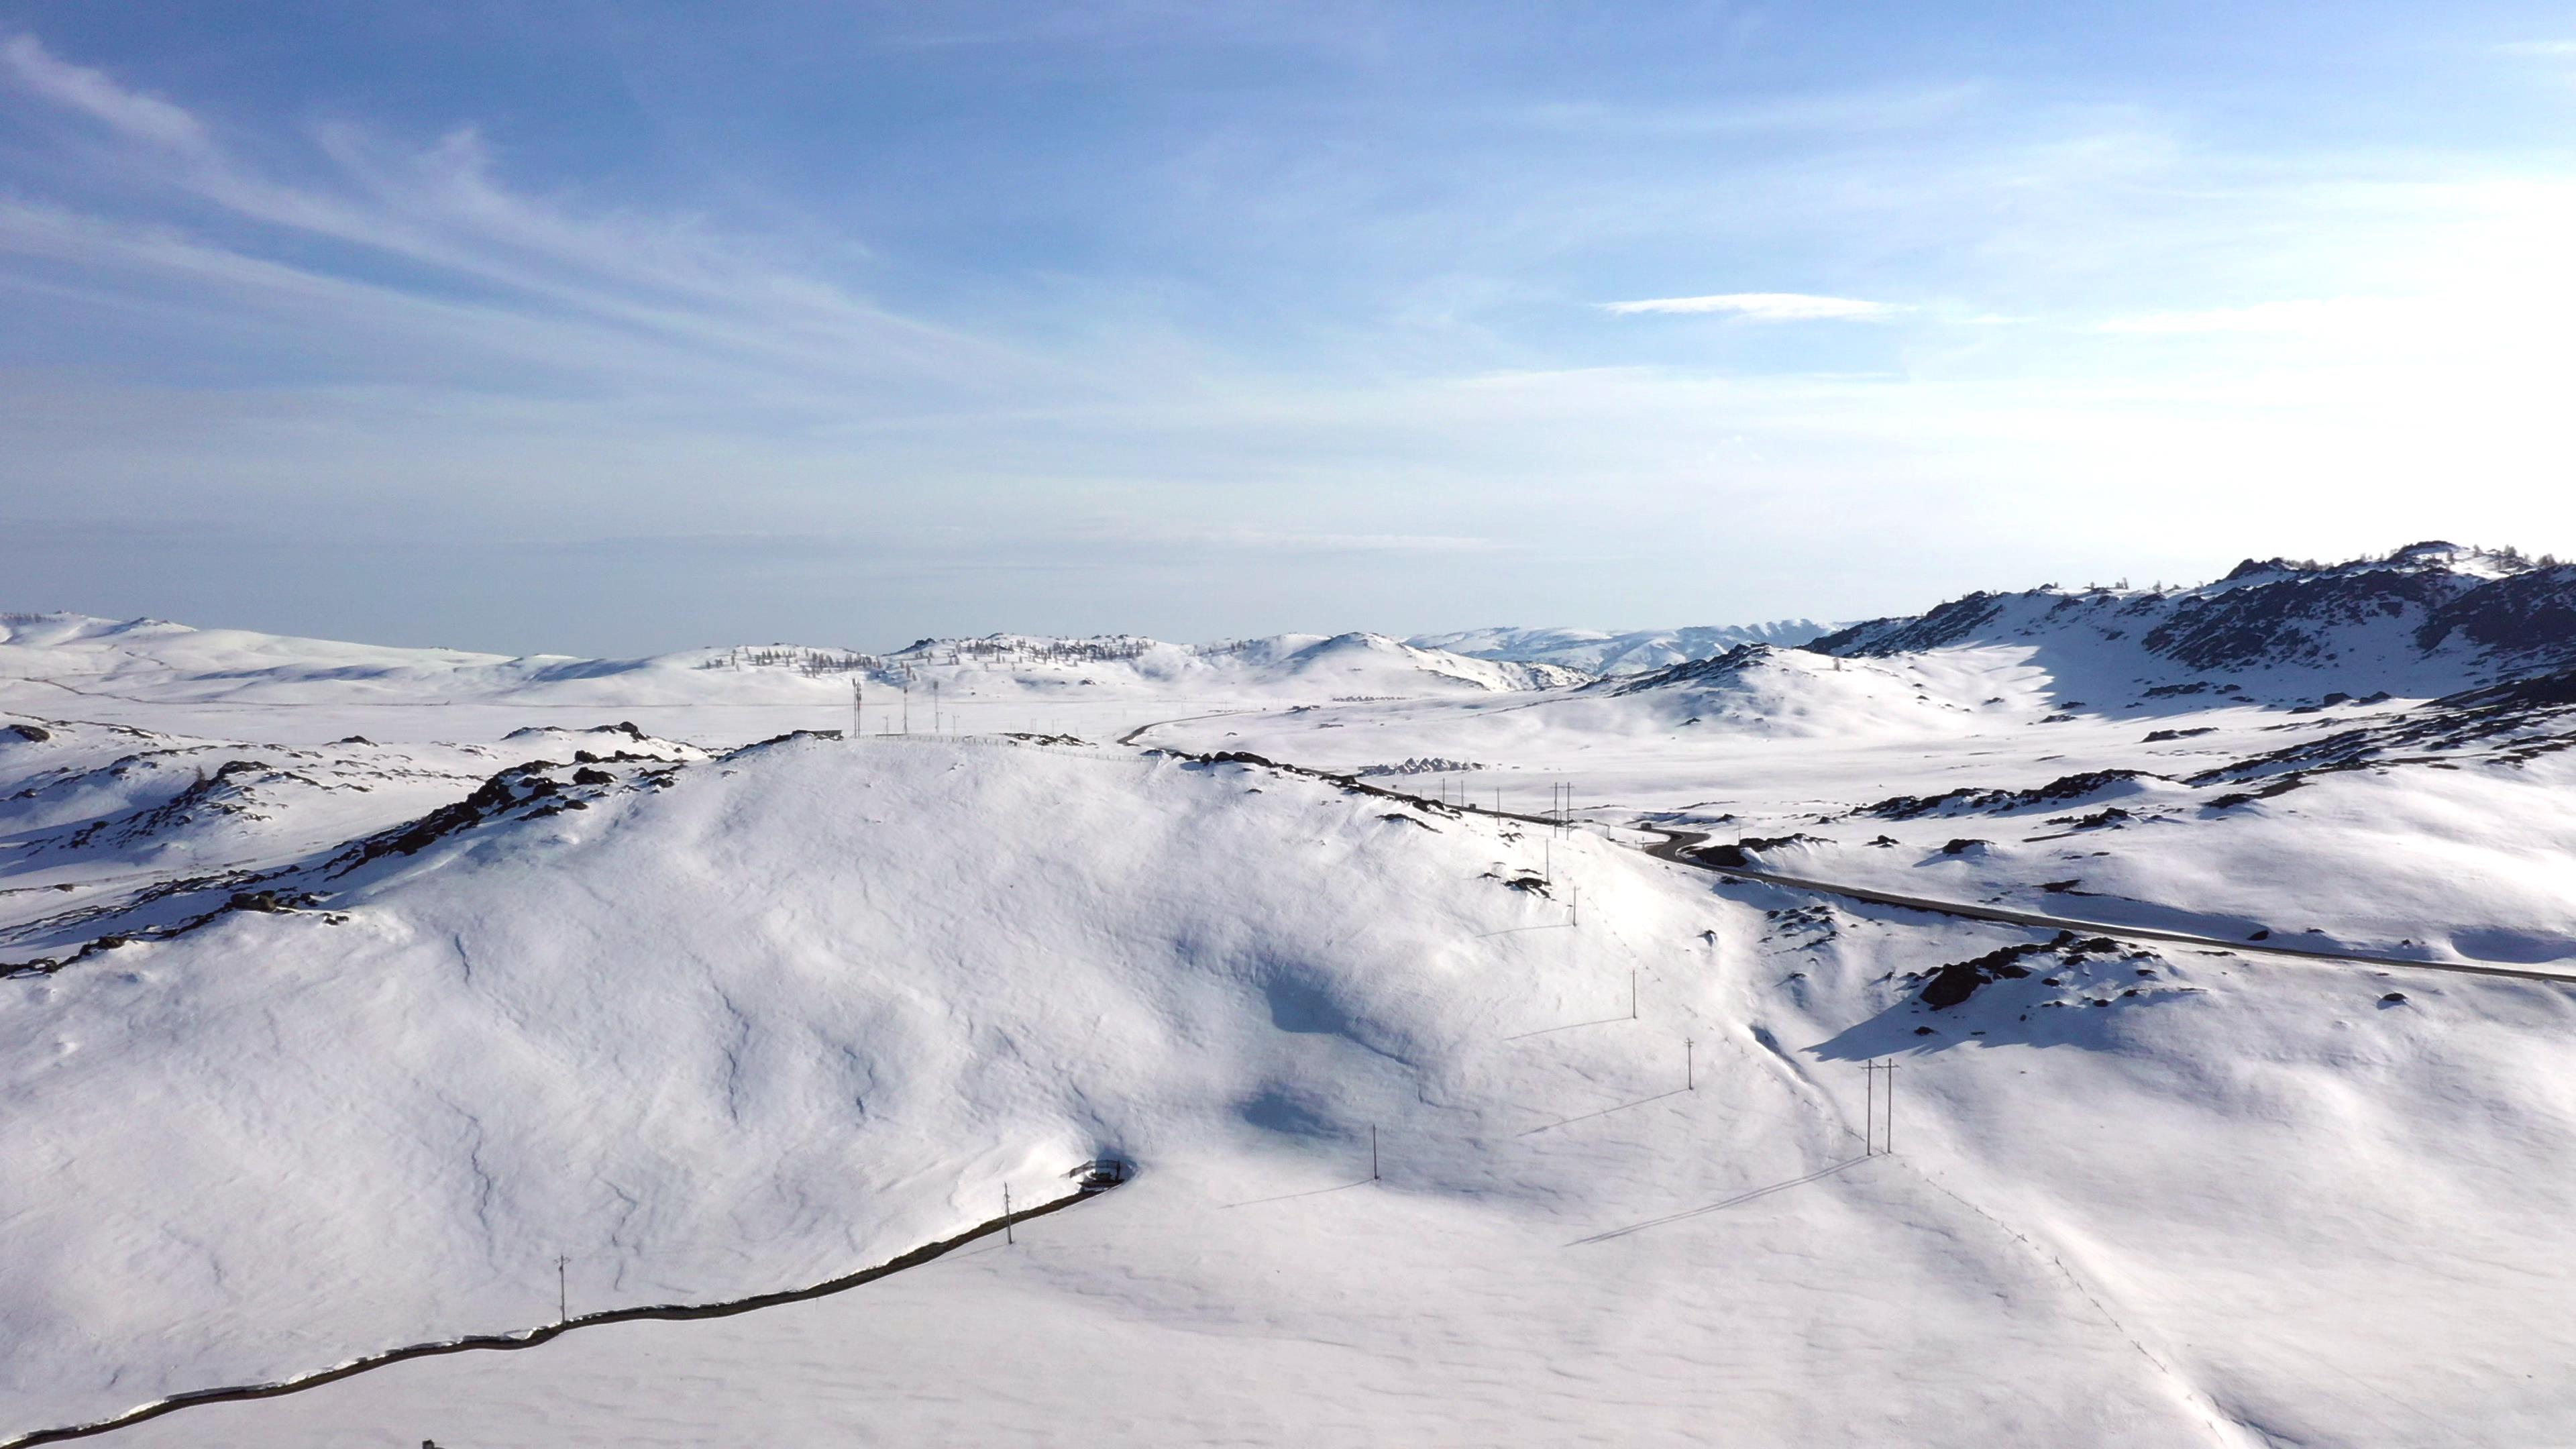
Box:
6;558;2576;1447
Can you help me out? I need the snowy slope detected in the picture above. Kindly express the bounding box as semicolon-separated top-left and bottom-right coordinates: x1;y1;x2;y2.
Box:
1413;620;1833;674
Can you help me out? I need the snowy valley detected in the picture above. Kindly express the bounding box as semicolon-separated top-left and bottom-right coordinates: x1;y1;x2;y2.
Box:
5;544;2576;1447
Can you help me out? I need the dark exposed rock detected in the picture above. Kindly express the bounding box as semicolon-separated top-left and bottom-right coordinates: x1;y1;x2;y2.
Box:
6;722;54;743
1604;644;1776;696
1690;835;1826;868
2053;806;2133;830
1862;769;2154;822
2208;778;2307;808
2415;564;2576;656
1919;941;2053;1008
1808;592;2007;657
226;890;317;914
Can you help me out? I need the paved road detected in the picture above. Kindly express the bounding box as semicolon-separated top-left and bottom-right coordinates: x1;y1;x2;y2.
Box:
1640;828;2576;988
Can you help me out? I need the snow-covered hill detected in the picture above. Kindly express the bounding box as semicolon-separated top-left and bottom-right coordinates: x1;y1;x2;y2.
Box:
9;731;2575;1446
1412;620;1833;674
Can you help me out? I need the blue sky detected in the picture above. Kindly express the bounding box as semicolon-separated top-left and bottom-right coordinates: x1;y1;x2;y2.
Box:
5;1;2574;654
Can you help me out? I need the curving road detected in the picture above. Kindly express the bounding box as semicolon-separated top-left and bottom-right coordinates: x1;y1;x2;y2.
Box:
1638;828;2576;988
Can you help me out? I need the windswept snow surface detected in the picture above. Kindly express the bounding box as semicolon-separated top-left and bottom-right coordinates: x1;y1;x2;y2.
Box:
7;570;2576;1446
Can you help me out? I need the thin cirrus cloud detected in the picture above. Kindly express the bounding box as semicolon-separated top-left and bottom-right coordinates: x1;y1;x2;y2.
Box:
1;32;208;152
1600;292;1903;321
0;32;1044;407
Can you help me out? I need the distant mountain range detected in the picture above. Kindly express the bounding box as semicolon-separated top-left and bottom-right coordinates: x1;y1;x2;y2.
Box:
1406;621;1834;675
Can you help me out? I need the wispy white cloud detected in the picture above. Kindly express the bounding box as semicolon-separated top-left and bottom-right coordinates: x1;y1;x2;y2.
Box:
1601;292;1902;321
3;34;209;153
0;32;1049;409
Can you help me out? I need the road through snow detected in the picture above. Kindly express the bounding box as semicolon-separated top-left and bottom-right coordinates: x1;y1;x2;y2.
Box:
1635;829;2576;988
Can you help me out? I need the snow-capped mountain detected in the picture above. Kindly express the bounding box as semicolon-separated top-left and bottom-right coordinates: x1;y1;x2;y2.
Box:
1408;621;1833;674
1804;541;2576;700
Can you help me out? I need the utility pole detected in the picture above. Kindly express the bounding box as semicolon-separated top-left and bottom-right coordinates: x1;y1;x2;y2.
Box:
850;678;862;743
1686;1037;1695;1091
901;674;910;735
1004;1183;1014;1245
1859;1060;1899;1154
557;1255;568;1324
1371;1124;1380;1181
1629;969;1636;1019
932;680;941;734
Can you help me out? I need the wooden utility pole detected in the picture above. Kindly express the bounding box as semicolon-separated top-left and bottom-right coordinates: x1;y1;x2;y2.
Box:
1004;1183;1014;1245
1371;1124;1380;1181
557;1255;568;1324
1686;1037;1695;1091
